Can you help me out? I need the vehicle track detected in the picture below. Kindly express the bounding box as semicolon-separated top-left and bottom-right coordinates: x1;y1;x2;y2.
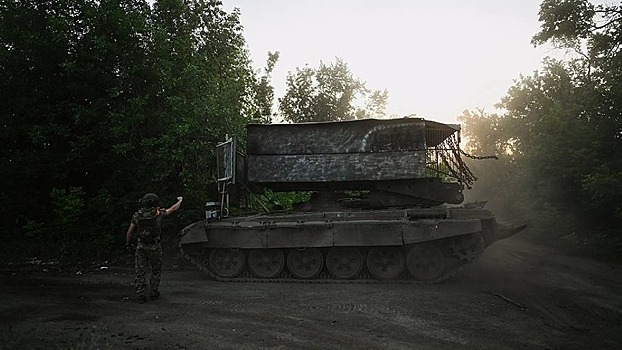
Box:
179;234;485;284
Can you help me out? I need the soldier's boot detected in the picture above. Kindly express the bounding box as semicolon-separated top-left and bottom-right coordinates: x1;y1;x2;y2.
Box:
137;295;148;304
150;290;160;301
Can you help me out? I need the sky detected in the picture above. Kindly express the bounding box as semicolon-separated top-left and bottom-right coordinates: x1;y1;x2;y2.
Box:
221;0;558;124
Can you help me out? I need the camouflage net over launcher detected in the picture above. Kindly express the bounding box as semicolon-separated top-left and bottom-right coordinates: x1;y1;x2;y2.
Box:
434;131;497;189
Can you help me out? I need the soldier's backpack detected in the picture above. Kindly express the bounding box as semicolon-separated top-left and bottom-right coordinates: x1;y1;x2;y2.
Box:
136;207;162;244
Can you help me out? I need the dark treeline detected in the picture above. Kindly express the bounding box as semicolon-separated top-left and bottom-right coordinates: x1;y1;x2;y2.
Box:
0;0;276;261
460;0;622;258
1;0;621;262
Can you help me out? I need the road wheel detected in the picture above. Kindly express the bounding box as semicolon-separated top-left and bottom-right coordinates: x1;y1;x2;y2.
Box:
406;243;446;281
287;248;323;279
367;247;404;280
326;247;363;279
248;249;285;278
209;249;245;278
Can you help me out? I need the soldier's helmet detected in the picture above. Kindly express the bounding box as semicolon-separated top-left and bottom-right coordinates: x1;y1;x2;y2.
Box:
140;193;161;208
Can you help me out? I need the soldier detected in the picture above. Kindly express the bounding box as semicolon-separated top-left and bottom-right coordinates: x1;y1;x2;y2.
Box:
126;193;183;303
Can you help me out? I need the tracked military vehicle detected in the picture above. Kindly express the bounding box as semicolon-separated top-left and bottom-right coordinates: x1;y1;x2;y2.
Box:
179;117;524;283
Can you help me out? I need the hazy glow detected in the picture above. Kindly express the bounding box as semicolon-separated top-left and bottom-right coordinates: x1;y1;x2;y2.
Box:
222;0;555;124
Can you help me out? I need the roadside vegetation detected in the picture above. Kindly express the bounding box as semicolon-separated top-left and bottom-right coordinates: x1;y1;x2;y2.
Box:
459;0;622;259
1;0;620;263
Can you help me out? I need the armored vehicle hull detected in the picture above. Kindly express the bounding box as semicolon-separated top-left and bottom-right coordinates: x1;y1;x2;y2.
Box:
179;118;524;283
179;207;523;283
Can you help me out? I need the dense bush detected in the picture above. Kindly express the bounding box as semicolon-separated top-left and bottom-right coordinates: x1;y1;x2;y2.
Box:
0;0;273;262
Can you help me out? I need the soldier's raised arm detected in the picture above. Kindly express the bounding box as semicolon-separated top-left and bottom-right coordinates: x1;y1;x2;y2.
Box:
164;196;183;215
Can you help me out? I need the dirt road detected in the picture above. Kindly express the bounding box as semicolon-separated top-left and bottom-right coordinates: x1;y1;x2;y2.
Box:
1;235;621;349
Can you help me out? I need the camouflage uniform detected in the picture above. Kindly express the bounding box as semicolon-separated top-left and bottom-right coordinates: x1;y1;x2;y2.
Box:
131;209;166;299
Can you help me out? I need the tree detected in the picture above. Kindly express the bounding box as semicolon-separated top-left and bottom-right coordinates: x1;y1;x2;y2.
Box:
530;0;622;228
460;0;622;253
247;51;280;124
458;109;524;223
278;57;388;122
0;0;270;261
0;0;159;257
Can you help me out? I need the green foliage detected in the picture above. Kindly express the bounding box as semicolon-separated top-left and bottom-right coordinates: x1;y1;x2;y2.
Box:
0;0;272;262
461;0;622;251
247;51;280;124
242;189;312;213
278;57;388;122
459;109;510;156
356;88;390;119
532;0;595;47
23;220;45;239
51;187;86;227
258;190;312;211
582;165;622;223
